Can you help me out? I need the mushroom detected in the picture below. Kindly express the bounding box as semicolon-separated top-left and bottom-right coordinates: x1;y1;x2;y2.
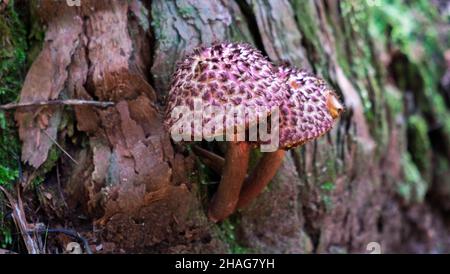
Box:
164;43;344;222
236;66;344;209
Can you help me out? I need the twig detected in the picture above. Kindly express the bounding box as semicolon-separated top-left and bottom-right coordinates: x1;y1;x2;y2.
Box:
0;99;115;110
56;164;68;208
0;186;40;254
41;129;79;165
29;228;93;254
192;145;225;174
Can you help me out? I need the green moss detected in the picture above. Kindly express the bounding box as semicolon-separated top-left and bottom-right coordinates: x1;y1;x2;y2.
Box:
178;5;196;19
338;1;390;145
0;210;12;249
0;185;12;246
398;153;428;203
292;0;389;155
0;0;27;188
320;181;335;192
30;146;61;188
218;218;249;254
189;144;250;253
42;147;60;173
0;112;20;187
26;4;45;66
150;11;167;42
0;165;19;186
316;150;339;211
0;1;27;98
370;0;450;145
229;24;252;45
369;0;448;181
292;0;330;78
0;1;28;250
370;0;442;65
384;86;403;115
193;157;215;206
325;155;338;181
320;180;335;211
407;115;431;176
322;195;333;211
187;144;221;208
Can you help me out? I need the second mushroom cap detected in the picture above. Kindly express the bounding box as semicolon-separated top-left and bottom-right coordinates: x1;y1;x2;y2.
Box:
277;66;342;149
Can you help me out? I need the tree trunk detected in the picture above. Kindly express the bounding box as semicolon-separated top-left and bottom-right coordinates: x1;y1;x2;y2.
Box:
2;0;449;253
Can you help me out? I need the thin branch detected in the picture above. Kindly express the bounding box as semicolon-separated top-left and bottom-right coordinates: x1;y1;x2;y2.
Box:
192;145;225;174
56;163;68;208
29;228;93;254
0;99;115;110
0;186;41;254
41;130;79;165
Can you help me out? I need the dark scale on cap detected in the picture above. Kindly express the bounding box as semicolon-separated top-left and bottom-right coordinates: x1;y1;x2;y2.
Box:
208;82;218;90
198;73;208;82
208;71;216;79
232;73;240;80
226;86;235;95
232;97;242;105
216;91;225;100
165;42;286;139
219;72;228;82
202;92;211;101
196;83;205;90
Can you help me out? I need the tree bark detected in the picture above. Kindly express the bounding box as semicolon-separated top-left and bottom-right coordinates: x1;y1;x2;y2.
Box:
3;0;450;253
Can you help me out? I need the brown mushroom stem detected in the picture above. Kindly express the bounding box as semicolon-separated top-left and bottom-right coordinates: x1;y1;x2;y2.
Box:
208;142;251;222
192;145;225;174
194;146;286;210
236;149;285;209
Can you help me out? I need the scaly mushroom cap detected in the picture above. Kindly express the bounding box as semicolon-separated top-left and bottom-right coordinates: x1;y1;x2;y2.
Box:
165;42;285;139
278;66;344;149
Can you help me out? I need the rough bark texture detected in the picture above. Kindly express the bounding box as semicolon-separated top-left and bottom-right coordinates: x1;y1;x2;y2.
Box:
1;0;449;253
